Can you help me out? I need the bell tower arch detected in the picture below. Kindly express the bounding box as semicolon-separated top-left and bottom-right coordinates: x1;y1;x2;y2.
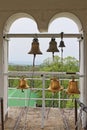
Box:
2;11;87;128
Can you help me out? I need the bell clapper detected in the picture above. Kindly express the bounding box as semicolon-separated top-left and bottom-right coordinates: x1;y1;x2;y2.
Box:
22;89;24;93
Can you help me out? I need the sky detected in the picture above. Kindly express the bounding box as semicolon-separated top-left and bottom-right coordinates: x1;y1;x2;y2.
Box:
8;17;79;65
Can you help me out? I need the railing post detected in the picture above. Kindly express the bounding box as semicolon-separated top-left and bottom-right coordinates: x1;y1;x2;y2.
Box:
75;99;78;130
41;74;45;129
0;97;4;130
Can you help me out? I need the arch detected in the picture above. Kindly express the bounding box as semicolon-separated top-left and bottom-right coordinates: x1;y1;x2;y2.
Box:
2;13;39;120
3;12;38;33
2;11;85;126
48;12;82;32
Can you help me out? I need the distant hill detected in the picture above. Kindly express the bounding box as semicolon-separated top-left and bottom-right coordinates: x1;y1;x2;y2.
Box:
8;60;42;66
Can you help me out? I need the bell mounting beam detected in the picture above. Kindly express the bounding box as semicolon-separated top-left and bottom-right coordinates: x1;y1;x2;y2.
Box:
3;33;83;39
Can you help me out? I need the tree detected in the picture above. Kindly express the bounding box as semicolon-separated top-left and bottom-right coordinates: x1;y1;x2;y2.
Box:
40;56;79;72
63;56;79;72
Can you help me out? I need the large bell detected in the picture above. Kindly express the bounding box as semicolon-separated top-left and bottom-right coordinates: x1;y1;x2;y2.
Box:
28;38;42;55
66;77;80;95
47;38;59;53
48;78;63;93
17;77;29;92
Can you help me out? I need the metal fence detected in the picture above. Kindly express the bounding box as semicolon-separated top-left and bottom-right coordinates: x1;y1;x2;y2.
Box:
8;71;80;107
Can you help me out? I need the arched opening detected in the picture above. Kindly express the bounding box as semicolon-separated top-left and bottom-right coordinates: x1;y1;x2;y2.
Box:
7;12;82;105
8;17;39;65
49;12;82;32
3;12;86;128
48;12;84;99
48;17;80;60
4;12;38;33
8;17;81;65
3;13;39;120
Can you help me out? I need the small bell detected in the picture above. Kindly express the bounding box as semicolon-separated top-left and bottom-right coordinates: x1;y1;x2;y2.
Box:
66;77;80;95
59;40;65;48
48;78;63;93
28;38;42;55
17;77;29;92
59;32;65;48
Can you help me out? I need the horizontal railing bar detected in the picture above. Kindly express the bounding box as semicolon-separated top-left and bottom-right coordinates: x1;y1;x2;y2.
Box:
2;71;84;78
8;87;43;89
8;97;73;101
8;77;42;80
8;88;48;90
4;33;82;38
8;88;72;92
6;71;83;77
8;77;79;81
8;71;78;75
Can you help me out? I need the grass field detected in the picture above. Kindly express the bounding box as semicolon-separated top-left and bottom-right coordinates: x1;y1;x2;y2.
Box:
8;88;37;107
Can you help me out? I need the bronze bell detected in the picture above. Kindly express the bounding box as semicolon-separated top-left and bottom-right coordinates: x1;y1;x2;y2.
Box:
59;32;65;48
17;77;29;92
59;40;65;48
47;38;59;60
47;38;59;53
28;38;42;55
66;77;80;95
48;78;63;93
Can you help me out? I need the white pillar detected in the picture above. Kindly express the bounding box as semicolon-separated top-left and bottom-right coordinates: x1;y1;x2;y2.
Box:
0;33;8;121
79;32;87;128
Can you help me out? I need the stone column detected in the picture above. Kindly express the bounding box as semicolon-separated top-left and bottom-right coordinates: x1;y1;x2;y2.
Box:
0;31;8;121
79;31;87;128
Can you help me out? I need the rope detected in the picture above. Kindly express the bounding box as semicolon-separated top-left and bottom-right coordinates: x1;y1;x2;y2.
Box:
30;54;36;88
46;92;55;119
21;54;36;129
13;107;25;130
60;109;70;130
22;89;32;129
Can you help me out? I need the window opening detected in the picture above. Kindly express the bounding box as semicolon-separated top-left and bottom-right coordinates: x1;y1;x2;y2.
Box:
9;16;81;108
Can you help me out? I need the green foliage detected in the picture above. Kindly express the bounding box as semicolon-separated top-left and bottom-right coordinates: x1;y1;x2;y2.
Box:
8;56;79;108
64;56;79;72
40;56;79;72
66;95;80;108
8;78;19;88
